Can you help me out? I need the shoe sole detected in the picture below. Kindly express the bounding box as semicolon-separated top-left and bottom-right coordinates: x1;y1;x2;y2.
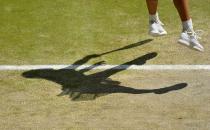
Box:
178;39;204;52
149;32;167;37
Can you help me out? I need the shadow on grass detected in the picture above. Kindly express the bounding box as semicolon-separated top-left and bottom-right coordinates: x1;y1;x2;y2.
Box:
22;39;187;101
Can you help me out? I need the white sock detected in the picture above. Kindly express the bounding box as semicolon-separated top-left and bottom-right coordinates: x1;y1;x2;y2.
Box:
149;13;158;23
149;13;163;25
182;19;193;32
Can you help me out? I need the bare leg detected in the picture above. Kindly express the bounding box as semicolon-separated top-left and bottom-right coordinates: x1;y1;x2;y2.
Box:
146;0;158;15
174;0;204;52
173;0;190;21
146;0;167;36
146;0;162;24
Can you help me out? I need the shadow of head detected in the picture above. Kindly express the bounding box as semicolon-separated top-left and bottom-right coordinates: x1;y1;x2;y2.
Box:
22;69;51;78
22;68;86;88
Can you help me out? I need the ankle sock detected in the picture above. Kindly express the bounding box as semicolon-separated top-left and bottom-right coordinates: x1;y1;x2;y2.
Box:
182;19;193;32
149;13;163;25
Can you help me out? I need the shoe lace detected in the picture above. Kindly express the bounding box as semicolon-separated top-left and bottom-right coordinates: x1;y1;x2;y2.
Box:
187;29;204;40
156;13;164;26
157;20;164;26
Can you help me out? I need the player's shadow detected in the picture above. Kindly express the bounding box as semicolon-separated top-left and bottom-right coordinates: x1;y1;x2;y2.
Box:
22;39;187;101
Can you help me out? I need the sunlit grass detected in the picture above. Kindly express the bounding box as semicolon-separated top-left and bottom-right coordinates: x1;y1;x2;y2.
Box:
0;0;209;65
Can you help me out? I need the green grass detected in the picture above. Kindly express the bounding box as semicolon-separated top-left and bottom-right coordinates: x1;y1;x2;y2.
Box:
0;0;210;65
0;1;210;129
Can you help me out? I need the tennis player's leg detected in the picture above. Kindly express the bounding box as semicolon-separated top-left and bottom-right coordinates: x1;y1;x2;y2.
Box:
173;0;204;51
146;0;167;36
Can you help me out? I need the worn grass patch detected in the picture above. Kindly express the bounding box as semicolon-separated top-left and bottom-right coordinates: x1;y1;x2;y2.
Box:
0;70;210;129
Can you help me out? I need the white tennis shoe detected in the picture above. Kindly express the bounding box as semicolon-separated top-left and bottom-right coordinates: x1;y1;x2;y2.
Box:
178;30;204;52
149;22;167;37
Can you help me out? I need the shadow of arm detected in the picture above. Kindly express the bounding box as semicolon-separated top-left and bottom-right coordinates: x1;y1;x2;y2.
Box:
90;52;157;79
